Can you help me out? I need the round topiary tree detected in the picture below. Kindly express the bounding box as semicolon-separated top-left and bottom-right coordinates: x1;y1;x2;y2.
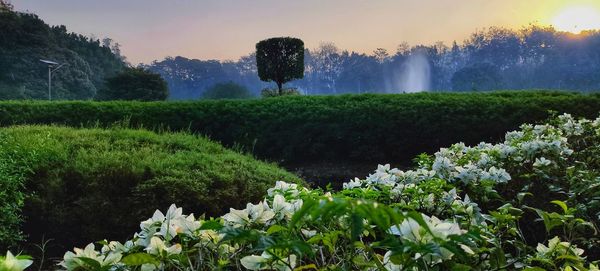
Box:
0;125;301;254
256;37;304;95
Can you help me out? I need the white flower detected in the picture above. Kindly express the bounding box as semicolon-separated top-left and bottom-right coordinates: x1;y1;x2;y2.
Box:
389;214;464;243
272;194;303;221
101;240;134;254
505;131;524;141
389;215;464;264
1;251;33;271
136;204;200;246
301;229;317;238
268;181;303;197
145;236;182;256
432;156;453;178
535;236;584;257
453;163;480;184
382;251;402;271
240;251;297;271
343;177;363;190
533;157;552;167
481;167;511;183
223;201;275;227
61;243;121;270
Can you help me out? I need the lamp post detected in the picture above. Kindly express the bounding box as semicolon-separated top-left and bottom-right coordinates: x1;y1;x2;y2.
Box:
39;59;66;101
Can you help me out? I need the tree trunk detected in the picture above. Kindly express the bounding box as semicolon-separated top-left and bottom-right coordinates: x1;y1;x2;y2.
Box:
277;81;283;96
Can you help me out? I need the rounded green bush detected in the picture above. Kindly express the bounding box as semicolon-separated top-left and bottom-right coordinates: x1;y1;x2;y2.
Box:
0;125;301;253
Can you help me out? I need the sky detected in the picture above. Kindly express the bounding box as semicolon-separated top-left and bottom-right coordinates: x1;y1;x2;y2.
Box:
12;0;600;64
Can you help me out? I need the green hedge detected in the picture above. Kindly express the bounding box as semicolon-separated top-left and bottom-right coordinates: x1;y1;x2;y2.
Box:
0;91;599;166
0;126;300;252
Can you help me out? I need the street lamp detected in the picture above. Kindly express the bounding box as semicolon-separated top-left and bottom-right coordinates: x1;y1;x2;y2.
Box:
40;59;66;101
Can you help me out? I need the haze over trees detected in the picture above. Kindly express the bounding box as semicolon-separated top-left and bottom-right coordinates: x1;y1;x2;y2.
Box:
3;4;600;100
148;26;600;98
203;82;253;100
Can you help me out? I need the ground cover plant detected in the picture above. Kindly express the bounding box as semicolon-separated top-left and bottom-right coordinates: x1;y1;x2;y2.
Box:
3;113;596;270
0;126;300;255
0;92;598;168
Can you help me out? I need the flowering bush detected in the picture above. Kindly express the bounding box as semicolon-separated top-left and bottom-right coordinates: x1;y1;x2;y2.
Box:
0;251;32;271
11;113;600;270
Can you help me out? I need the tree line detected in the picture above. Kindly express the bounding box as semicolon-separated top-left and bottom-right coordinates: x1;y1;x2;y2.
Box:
3;1;600;101
0;3;168;101
148;25;600;99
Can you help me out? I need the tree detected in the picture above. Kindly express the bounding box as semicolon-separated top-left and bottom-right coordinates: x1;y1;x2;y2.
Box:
256;37;304;95
203;82;253;99
373;48;389;63
97;67;168;101
308;42;345;94
451;63;503;91
0;0;12;12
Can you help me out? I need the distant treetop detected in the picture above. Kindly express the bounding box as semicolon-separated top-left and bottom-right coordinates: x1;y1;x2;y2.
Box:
0;0;13;12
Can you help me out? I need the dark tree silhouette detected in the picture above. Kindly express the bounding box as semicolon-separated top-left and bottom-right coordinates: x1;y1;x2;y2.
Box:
97;67;168;101
256;37;304;95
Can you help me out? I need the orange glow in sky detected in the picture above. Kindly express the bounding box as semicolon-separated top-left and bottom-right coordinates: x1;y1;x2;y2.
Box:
13;0;600;63
551;5;600;33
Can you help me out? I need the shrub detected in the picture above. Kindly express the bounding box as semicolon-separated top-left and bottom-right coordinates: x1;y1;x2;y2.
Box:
0;126;300;253
203;82;253;100
54;113;600;270
260;87;301;97
0;92;598;166
96;67;168;101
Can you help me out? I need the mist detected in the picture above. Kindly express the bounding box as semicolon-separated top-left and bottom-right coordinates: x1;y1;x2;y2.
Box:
146;26;600;99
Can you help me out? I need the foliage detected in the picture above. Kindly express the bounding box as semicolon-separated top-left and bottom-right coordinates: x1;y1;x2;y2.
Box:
0;92;598;167
203;82;254;100
0;0;12;12
145;56;265;100
256;37;304;94
0;140;27;248
0;125;300;254
451;62;503;91
260;88;300;98
0;8;125;100
52;113;600;270
96;67;169;101
149;26;600;95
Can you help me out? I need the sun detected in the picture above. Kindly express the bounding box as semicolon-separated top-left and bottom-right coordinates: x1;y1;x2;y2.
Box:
552;5;600;33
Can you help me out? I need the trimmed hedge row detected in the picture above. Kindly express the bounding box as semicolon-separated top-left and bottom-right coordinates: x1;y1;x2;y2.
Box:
0;91;599;166
0;126;300;252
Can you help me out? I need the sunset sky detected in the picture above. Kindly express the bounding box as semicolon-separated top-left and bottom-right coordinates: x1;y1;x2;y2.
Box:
13;0;600;64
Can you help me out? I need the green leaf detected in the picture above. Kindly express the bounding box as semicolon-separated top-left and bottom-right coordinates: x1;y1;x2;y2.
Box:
551;200;569;214
75;257;102;270
199;219;224;231
451;263;472;271
294;264;317;270
121;253;159;266
266;225;287;235
290;198;317;228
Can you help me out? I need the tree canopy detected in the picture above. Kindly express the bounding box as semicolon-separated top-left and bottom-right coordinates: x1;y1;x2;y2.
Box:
149;26;600;95
96;67;168;101
256;37;304;94
0;7;125;100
